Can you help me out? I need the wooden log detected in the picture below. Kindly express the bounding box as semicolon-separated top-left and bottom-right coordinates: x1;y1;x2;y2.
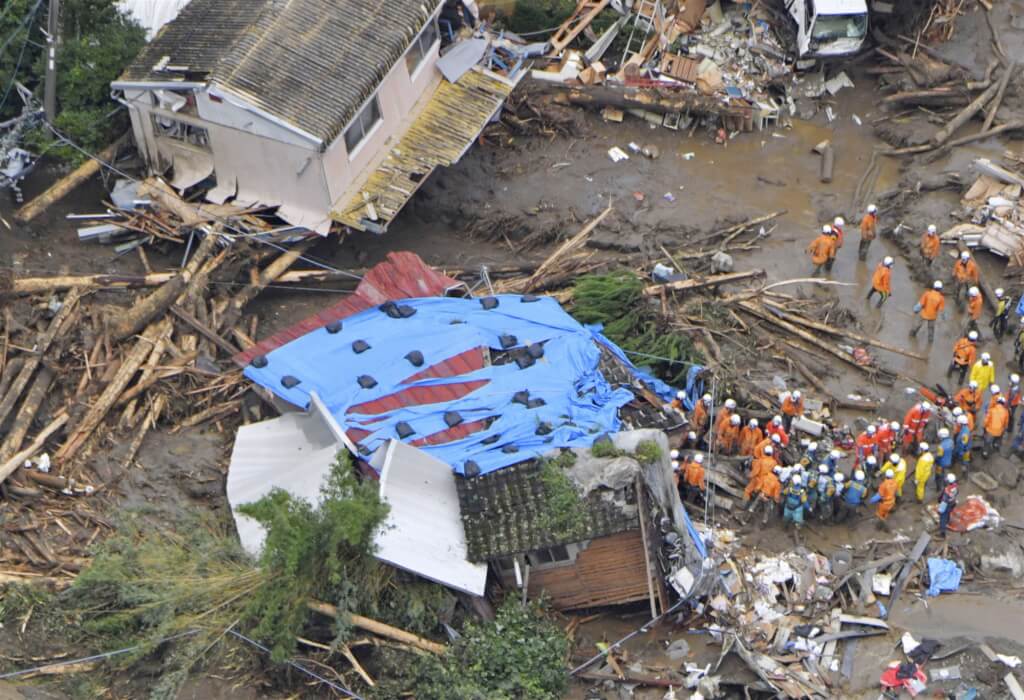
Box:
885;119;1024;156
4;272;176;296
170;306;239;356
0;411;68;485
0;288;81;428
14;135;126;223
820;144;835;183
217;240;315;335
517;206;613;292
879;87;970;108
982;60;1016;133
115;351;197;405
643;269;764;296
762;300;927;360
107;233;219;341
931;78;1003;146
307;600;446;655
0;366;54;462
559;85;750;119
0;357;25;405
56;319;172;462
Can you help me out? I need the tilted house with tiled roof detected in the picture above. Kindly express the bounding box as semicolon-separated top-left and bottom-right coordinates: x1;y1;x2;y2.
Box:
113;0;516;233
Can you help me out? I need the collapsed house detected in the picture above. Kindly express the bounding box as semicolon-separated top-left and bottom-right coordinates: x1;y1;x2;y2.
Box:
225;252;709;609
112;0;518;233
941;158;1024;266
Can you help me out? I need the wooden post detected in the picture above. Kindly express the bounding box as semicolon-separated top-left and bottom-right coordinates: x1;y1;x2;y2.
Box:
930;78;1002;146
307;600;446;655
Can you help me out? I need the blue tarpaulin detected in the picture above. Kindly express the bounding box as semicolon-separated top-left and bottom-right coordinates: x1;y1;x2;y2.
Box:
926;557;962;596
244;294;679;475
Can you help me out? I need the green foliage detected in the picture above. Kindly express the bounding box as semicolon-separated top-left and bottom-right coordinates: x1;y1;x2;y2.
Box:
0;0;145;162
239;451;390;662
634;440;662;465
501;0;577;34
381;599;569;700
535;451;588;541
572;271;704;384
589;440;624;458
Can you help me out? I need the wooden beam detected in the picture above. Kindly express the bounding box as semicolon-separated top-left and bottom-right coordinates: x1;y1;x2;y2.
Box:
643;269;765;296
307;600;446;655
547;0;612;54
170;306;239;356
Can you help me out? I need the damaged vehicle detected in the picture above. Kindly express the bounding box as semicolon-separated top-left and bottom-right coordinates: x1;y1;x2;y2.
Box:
782;0;869;63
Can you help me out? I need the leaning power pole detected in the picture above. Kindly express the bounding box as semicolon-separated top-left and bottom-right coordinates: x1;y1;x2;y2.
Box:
43;0;59;120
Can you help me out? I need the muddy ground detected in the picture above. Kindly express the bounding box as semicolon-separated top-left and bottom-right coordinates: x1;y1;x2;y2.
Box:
2;3;1024;698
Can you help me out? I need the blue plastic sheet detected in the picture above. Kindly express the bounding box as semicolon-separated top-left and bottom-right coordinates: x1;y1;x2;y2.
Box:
926;557;962;596
244;294;681;475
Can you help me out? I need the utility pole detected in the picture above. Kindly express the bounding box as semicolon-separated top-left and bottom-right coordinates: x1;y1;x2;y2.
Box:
44;0;60;121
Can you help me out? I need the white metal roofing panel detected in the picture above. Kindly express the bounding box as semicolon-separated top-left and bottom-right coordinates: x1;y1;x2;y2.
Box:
374;440;488;596
226;409;340;555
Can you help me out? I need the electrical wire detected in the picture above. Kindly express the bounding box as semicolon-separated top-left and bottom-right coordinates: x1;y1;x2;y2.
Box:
0;0;41;113
0;0;43;59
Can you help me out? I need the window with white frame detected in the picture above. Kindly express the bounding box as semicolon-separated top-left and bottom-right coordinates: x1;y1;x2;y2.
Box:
526;544;574;569
343;96;382;154
405;21;439;76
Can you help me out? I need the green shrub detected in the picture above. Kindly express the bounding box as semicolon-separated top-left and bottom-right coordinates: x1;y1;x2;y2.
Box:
634;440;662;465
590;440;624;458
535;452;588;541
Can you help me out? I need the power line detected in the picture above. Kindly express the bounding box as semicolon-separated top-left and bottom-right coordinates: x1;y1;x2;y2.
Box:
0;0;44;58
0;1;41;112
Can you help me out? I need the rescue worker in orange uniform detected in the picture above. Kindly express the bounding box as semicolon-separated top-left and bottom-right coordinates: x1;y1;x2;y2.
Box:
866;256;894;307
717;413;742;455
807;225;837;276
920;224;941;267
910;280;945;343
966;286;983;336
953;250;980;305
875;420;900;457
781;390;804;431
947;330;979;385
738;418;763;457
983;395;1010;458
744;445;779;500
754;433;783;460
901;401;933;453
832;216;846;249
715;398;737;435
689;394;712;437
854;424;878;467
955;380;983;418
681;453;706;502
871;469;899;520
765;415;790;446
749;467;783;525
858;204;878;261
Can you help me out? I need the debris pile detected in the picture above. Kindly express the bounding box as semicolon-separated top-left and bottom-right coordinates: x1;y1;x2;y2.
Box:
941;158;1024;266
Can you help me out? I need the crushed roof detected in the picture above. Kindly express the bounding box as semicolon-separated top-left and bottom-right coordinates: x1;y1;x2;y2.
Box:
120;0;443;144
456;458;639;562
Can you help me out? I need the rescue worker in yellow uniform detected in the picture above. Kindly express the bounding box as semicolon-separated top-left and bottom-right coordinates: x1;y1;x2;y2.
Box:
914;442;935;503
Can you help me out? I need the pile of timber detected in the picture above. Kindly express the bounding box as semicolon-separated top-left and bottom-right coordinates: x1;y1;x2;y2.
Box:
0;186;333;580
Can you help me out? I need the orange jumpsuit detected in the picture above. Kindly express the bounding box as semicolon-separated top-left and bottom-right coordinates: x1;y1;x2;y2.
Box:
951;337;977;369
902;405;931;446
782;394;804;418
860;213;877;242
683;460;706;491
715;408;734;435
918;289;946;321
876;477;898;520
765;422;790;446
985;403;1010;438
875;423;895;456
953;258;980;286
753;437;775;460
854;431;877;466
955;386;982;416
717;422;741;454
967;293;983;321
738;425;763;457
871;263;891;294
921;232;941;261
807;234;836;266
690;401;709;433
756;473;782;502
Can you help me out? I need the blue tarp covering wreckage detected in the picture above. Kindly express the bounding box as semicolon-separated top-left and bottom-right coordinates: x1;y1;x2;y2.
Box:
243;294;679;475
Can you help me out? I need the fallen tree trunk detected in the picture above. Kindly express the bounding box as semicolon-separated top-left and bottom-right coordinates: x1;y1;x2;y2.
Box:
885;119;1024;156
519;206;613;292
14;135;127;223
0;411;68;485
0;366;54;462
307;600;446;655
3;272;176;296
982;60;1017;132
217;240;316;335
931;77;1003;145
879;87;970;108
643;269;764;296
558;85;751;119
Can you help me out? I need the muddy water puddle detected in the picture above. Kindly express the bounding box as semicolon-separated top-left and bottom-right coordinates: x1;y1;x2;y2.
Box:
891;594;1024;646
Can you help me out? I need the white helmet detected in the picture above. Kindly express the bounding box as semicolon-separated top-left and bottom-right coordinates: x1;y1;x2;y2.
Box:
676;390;686;400
670;449;680;460
883;256;894;267
808;441;819;451
834;216;845;227
771;434;782;444
867;204;877;214
730;414;741;425
773;465;782;474
919;442;930;452
928;224;937;234
889;454;900;464
970;380;979;389
890;421;901;430
885;469;895;478
982;353;991;363
725;399;737;409
968;330;979;341
867;425;877;435
866;456;878;466
672;460;680;471
938;428;950;438
792;475;803;485
793;390;802;399
822;224;832;234
991;384;1001;395
764;445;774;455
957;415;969;425
969;286;980;297
953;407;963;416
694;454;704;463
835;473;845;482
947;473;957;483
688;431;697;441
830;449;841;459
933;280;944;290
749;418;759;428
1012;374;1021;384
819;464;829;474
702;393;712;404
773;415;783;425
922;401;932;412
854;470;866;481
996;288;1005;298
960;250;971;260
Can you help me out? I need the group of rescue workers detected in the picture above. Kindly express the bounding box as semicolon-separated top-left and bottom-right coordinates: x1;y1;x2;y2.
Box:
667;206;1024;539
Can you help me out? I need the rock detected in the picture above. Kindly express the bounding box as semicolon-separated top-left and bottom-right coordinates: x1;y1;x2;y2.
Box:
642;144;661;159
710;251;734;273
666;638;690;660
981;550;1024;578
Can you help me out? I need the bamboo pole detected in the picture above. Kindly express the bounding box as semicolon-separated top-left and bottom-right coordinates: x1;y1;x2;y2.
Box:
307;600;446;655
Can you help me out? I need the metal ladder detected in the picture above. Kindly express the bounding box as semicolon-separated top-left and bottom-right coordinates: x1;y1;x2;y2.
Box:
621;0;660;65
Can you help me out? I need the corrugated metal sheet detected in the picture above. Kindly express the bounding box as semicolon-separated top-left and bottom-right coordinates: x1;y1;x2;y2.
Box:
120;0;264;81
234;251;462;366
332;69;516;231
226;409;340;555
212;0;444;144
374;440;488;595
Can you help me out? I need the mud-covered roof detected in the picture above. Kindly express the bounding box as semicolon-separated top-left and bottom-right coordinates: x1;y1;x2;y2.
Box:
456;458;638;562
120;0;443;144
